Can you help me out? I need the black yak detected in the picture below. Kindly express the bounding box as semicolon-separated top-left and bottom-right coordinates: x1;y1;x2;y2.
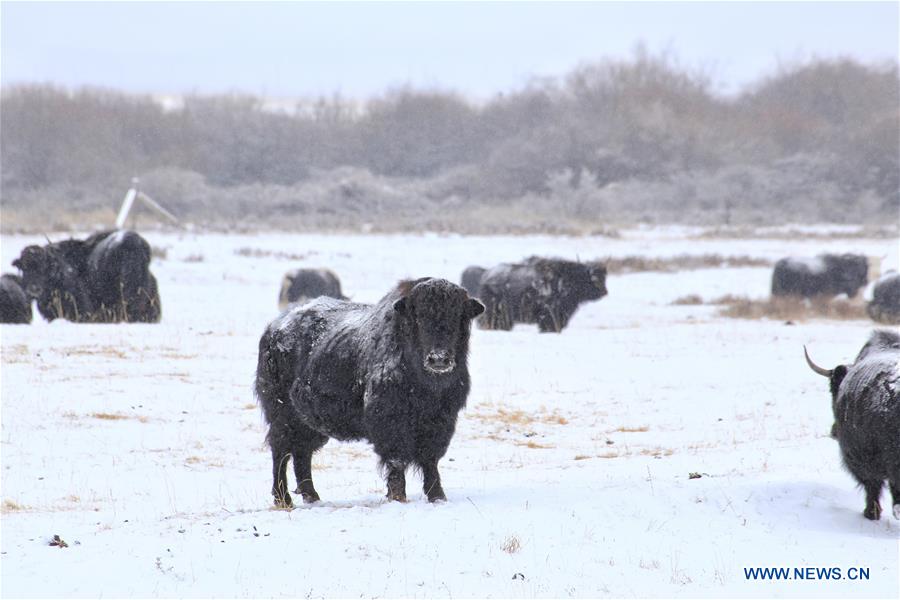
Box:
460;266;486;298
805;330;900;520
256;277;484;507
12;230;161;323
867;271;900;325
478;256;607;333
278;268;346;311
0;274;32;324
772;254;870;299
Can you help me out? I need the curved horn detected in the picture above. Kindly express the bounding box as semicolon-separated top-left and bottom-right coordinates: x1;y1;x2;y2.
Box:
803;345;833;378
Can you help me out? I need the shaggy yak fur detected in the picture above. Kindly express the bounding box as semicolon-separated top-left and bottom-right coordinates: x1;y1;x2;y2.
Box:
256;277;484;507
277;268;346;311
771;254;869;299
460;266;486;298
805;329;900;520
477;256;607;333
0;274;32;324
12;230;161;323
867;271;900;325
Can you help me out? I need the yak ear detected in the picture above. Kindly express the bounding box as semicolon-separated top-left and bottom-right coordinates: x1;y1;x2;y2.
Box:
464;298;485;319
393;297;408;315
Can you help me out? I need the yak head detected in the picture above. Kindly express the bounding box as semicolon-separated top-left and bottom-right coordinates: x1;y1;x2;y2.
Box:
560;261;608;301
12;245;61;300
586;262;609;299
837;254;870;298
393;278;484;376
803;345;849;439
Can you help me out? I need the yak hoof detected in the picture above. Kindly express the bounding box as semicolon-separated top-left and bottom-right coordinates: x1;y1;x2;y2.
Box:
863;502;881;520
387;491;407;503
300;491;321;504
273;496;293;510
893;504;900;520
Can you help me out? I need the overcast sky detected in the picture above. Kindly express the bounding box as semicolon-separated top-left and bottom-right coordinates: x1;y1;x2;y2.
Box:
2;1;897;100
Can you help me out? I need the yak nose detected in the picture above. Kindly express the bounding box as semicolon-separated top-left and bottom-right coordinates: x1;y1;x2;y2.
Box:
424;350;455;374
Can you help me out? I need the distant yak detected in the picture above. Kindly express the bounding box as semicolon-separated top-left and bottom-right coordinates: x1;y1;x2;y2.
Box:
771;254;870;299
278;268;346;311
867;271;900;325
256;277;484;507
478;256;607;333
460;266;486;298
12;230;161;323
805;330;900;520
0;274;32;324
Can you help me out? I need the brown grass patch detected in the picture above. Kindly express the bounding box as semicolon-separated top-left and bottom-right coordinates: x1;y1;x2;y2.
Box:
2;499;28;513
605;254;771;274
234;247;314;260
717;296;867;321
92;412;129;420
693;226;899;241
671;294;703;306
1;344;31;364
90;412;149;423
574;454;592;461
469;406;570;427
515;440;555;449
640;447;675;457
616;425;650;433
63;346;128;359
242;403;257;410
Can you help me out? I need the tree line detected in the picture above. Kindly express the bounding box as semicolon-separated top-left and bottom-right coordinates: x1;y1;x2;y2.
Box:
2;50;897;231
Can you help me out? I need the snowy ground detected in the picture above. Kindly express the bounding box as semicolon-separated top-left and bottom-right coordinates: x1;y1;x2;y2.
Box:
1;227;898;599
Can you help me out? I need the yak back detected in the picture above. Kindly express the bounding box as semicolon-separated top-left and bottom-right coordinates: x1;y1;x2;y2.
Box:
832;330;900;447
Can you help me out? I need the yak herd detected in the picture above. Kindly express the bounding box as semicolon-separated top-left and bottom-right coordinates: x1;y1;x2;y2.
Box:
2;230;899;521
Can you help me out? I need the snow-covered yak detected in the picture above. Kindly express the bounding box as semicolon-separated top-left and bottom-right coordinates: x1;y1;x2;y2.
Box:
460;265;486;298
278;268;346;311
256;277;484;507
477;256;607;333
771;254;871;299
804;330;900;520
0;274;32;324
12;230;161;323
867;271;900;325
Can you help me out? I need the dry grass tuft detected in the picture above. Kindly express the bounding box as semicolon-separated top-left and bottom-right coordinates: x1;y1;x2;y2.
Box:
616;425;650;433
605;254;771;274
502;535;522;554
183;253;205;263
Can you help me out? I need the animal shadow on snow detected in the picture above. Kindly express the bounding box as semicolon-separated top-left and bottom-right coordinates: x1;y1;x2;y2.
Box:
740;480;899;538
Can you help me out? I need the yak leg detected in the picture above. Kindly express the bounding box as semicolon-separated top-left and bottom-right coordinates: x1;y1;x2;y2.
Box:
385;461;408;502
270;446;293;508
292;447;322;503
418;459;447;502
862;479;883;520
889;479;900;520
